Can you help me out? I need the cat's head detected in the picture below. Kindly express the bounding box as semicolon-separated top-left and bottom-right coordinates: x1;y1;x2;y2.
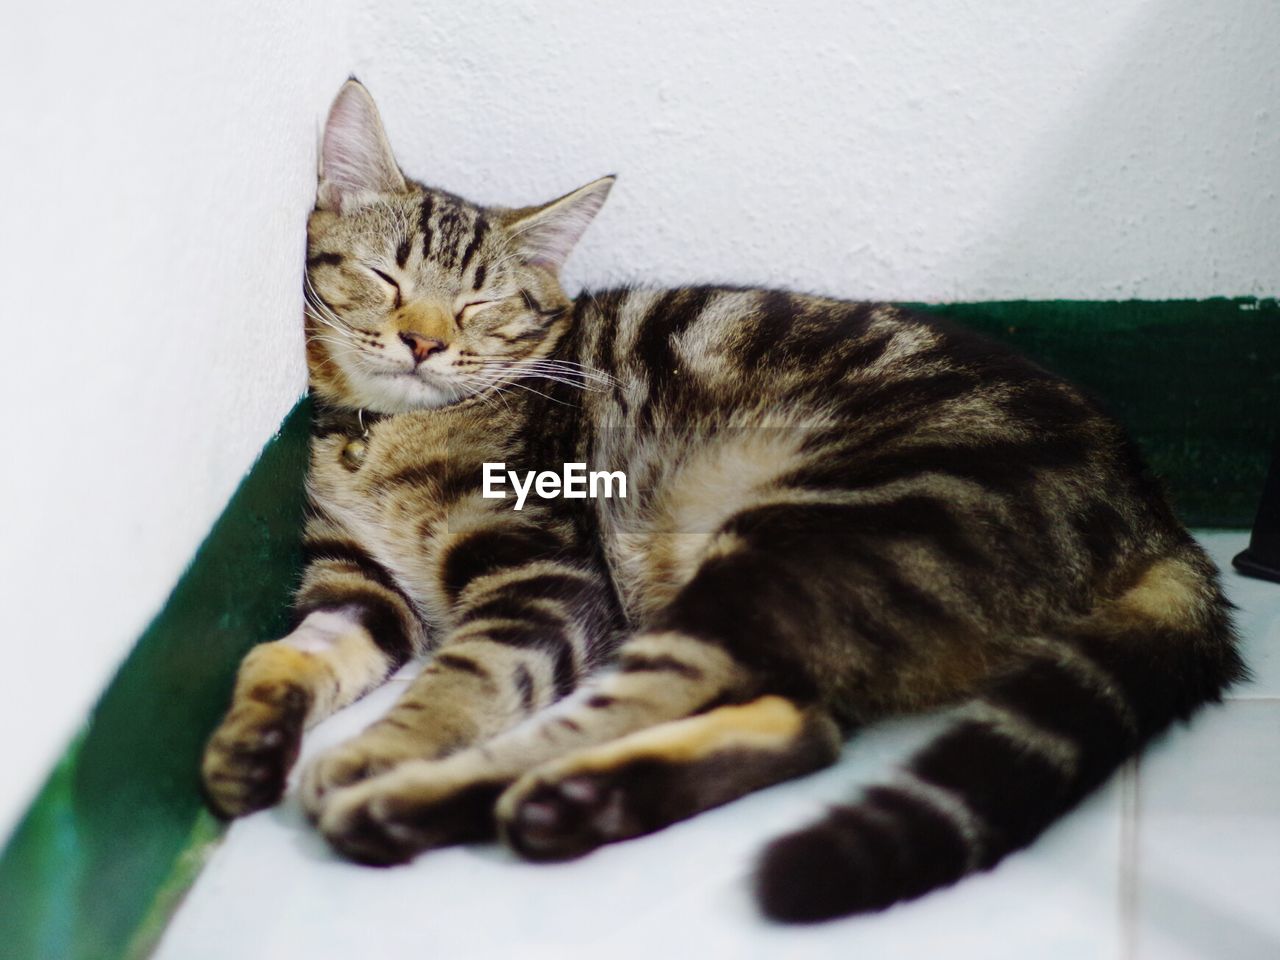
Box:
305;80;612;413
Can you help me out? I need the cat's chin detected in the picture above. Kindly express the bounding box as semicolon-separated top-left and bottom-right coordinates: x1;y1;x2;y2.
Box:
350;371;467;414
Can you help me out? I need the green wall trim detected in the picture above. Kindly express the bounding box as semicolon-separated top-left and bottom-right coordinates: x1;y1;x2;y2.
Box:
0;298;1274;959
0;400;313;960
909;298;1279;526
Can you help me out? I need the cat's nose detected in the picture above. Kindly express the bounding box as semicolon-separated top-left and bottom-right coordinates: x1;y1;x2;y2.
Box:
399;331;446;363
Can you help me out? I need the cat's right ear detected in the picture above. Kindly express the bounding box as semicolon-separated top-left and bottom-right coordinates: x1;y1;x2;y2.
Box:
317;79;407;213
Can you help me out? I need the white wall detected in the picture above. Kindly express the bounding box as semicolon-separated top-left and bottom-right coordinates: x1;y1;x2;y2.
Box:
2;0;1276;843
0;1;348;838
354;0;1280;301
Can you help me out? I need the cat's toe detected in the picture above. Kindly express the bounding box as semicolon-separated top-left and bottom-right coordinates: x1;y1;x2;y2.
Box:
300;749;377;822
499;773;630;861
317;787;420;866
300;738;428;821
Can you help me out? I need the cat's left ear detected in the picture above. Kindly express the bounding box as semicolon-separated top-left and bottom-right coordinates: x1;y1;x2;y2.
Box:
506;176;615;272
317;79;407;213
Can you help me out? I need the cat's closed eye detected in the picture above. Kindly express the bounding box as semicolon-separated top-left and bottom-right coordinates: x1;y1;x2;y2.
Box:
369;268;402;307
458;300;495;322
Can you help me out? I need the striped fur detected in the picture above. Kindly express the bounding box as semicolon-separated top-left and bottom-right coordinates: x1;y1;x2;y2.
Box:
201;81;1245;922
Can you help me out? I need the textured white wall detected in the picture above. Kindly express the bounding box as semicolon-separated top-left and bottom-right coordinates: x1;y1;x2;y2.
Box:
2;0;1277;843
354;0;1280;301
0;1;348;838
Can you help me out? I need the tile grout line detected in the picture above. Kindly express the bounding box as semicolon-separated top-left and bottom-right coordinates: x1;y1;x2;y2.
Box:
1119;758;1141;960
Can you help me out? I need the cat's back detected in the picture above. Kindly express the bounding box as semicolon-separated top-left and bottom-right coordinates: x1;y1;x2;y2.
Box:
569;286;1178;625
573;285;1107;444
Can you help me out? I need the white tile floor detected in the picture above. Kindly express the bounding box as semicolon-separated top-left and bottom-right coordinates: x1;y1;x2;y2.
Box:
155;532;1280;960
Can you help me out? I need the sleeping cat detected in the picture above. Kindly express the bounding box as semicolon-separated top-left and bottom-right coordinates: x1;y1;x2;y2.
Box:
201;79;1245;922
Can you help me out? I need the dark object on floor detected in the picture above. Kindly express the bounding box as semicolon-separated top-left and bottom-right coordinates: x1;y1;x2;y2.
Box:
1234;440;1280;583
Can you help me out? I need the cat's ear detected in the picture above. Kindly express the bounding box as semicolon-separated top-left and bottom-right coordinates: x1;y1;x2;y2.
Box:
317;79;407;213
506;176;615;272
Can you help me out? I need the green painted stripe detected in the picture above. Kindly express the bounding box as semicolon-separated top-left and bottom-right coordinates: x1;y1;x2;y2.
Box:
0;400;312;960
0;298;1274;959
909;298;1280;526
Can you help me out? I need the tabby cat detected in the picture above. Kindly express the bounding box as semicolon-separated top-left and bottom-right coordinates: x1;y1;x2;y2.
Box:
201;79;1245;922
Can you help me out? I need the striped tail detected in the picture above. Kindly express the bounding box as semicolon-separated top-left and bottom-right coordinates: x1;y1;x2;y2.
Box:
755;545;1246;923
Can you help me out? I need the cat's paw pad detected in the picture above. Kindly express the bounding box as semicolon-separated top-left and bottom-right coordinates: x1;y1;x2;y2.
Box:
201;683;309;818
498;772;634;861
318;765;503;865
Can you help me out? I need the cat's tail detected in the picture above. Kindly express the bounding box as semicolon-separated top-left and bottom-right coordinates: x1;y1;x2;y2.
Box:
755;543;1245;923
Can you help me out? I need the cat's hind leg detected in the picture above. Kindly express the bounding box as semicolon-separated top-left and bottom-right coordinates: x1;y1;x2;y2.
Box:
315;502;945;862
497;695;841;861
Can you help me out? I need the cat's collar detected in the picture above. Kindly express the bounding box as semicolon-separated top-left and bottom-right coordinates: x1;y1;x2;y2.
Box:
311;401;387;440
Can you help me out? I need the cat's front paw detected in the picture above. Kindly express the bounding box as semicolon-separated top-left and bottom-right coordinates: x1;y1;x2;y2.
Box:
317;761;505;865
299;735;428;822
201;681;310;818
